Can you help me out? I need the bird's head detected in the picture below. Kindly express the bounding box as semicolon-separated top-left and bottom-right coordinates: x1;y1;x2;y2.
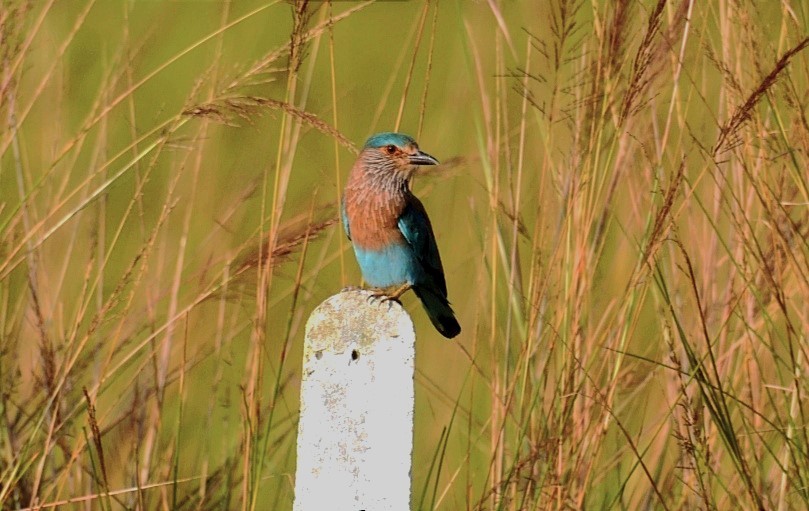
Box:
359;132;439;182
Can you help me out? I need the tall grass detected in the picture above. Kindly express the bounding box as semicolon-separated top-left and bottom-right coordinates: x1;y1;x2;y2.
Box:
1;0;808;509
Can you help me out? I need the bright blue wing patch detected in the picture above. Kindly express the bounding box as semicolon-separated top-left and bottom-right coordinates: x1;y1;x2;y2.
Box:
397;198;447;295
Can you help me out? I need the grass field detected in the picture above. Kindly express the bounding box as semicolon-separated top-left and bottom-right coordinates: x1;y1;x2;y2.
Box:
2;1;809;509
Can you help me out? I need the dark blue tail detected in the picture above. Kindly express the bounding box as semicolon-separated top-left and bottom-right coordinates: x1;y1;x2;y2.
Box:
414;286;461;339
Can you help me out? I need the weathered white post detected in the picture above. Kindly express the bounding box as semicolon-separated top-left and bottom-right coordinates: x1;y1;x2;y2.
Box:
294;289;415;511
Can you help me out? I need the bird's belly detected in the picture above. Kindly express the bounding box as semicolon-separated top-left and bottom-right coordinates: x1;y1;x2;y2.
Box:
353;243;419;288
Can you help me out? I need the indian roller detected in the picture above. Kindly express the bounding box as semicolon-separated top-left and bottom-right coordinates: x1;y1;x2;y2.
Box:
341;132;461;339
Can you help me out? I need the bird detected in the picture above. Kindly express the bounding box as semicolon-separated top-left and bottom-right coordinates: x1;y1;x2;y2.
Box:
341;132;461;339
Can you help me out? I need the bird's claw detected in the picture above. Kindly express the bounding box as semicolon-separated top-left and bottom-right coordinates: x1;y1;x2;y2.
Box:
341;286;397;310
366;290;400;310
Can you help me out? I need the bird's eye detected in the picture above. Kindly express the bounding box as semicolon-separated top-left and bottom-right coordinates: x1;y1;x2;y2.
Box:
385;145;397;155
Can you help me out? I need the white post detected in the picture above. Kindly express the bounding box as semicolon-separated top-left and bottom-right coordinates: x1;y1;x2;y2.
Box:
294;289;415;511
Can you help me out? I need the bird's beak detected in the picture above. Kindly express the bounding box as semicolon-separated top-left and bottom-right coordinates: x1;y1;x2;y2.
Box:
408;150;439;166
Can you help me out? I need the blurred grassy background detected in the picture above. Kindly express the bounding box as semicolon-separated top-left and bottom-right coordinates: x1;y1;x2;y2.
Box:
2;0;809;509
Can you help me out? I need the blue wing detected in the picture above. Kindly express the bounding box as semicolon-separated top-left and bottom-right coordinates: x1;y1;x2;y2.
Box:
397;196;447;295
340;197;351;240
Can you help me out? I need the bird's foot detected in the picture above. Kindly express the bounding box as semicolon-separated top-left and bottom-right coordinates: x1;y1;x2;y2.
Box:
340;285;397;308
387;283;412;301
365;283;412;310
366;289;399;310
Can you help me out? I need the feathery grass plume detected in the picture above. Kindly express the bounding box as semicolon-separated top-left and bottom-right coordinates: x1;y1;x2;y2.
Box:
604;0;631;79
83;388;112;507
714;37;809;156
220;211;337;300
549;0;584;71
0;0;32;103
640;159;685;270
183;96;357;154
288;0;314;76
618;0;666;126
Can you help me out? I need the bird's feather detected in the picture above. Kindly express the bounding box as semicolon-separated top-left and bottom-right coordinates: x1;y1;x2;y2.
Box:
340;198;351;241
364;132;417;149
397;197;447;295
